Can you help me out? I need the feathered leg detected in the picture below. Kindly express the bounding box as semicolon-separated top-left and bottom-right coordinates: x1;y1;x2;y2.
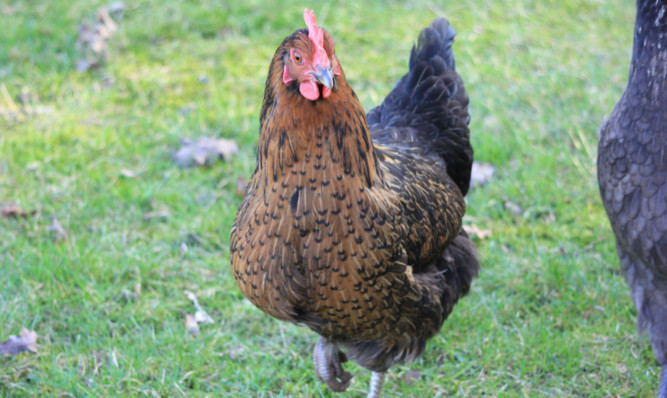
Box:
313;337;352;392
367;371;385;398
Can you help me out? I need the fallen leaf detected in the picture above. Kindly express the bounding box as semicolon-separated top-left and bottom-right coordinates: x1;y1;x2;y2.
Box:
0;328;38;355
1;204;36;218
184;314;200;336
195;191;218;206
470;162;495;189
25;161;41;172
48;215;68;242
142;210;170;222
76;5;122;72
1;4;16;15
109;349;119;368
119;168;138;178
227;345;246;360
184;290;214;325
235;176;247;196
178;105;197;116
401;369;421;385
173;137;239;167
184;232;204;247
0;84;54;121
463;223;491;240
183;290;214;337
504;200;524;217
107;1;126;17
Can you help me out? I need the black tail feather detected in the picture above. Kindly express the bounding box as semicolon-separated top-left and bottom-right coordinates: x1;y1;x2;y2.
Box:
368;18;473;195
436;230;480;311
410;18;457;71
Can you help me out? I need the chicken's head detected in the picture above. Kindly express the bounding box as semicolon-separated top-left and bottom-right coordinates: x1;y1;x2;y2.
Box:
282;9;342;101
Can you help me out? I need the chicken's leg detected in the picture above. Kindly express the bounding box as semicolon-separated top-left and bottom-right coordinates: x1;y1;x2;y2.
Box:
659;365;666;398
367;371;385;398
313;337;352;392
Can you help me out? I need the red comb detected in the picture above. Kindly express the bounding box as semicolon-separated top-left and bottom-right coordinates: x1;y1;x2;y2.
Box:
304;9;323;48
304;9;329;67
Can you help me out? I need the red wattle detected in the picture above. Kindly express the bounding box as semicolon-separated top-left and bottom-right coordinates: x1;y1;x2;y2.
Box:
300;81;320;101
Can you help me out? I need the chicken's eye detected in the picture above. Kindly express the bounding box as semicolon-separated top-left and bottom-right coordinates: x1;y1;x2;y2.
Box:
293;52;303;64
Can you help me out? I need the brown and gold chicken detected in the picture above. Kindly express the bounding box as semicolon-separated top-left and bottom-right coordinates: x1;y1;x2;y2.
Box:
230;9;479;397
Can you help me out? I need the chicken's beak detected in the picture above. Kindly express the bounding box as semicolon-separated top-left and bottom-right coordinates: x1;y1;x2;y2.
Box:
310;65;334;90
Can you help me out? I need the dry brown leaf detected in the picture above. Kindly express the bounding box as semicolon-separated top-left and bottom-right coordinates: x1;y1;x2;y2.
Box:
470;162;495;189
235;176;247;196
143;200;170;222
227;345;246;360
119;168;138;178
173;137;239;167
184;290;214;325
75;58;100;72
183;291;214;337
504;200;524;217
1;4;16;15
142;210;170;222
48;216;68;242
109;349;119;368
0;84;54;121
1;204;36;218
0;328;38;355
184;314;200;336
401;369;421;385
463;223;491;240
76;4;123;72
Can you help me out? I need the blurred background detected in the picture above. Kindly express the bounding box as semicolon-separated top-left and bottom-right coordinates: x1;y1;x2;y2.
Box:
0;0;651;396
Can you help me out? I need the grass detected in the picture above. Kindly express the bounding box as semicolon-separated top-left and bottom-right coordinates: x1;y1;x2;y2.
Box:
0;0;655;396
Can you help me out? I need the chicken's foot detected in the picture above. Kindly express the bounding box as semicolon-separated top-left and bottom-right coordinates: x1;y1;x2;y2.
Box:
313;337;352;392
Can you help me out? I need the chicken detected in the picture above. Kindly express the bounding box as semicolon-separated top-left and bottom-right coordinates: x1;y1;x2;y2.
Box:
230;9;479;397
597;1;666;396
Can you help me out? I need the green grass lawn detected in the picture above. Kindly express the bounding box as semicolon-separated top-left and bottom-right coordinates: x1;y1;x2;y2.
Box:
0;0;655;396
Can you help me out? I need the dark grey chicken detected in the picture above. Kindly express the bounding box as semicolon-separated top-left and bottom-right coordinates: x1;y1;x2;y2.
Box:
597;1;666;396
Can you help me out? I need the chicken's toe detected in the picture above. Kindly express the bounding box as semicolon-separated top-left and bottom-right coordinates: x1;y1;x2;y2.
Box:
313;337;352;392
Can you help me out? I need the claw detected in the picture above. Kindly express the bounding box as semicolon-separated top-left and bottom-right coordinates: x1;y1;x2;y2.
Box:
312;337;353;392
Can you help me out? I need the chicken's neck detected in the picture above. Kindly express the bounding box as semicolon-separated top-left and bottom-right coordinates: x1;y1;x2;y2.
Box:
631;0;666;68
256;81;380;193
627;0;667;100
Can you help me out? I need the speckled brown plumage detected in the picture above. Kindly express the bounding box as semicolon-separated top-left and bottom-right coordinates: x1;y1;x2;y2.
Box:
230;14;478;394
597;1;666;396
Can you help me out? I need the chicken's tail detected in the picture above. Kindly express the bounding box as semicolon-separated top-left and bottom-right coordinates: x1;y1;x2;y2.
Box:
411;229;479;336
368;18;473;195
436;230;479;312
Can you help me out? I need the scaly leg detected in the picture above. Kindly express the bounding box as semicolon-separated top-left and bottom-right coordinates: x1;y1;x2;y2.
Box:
312;337;352;392
367;371;385;398
659;365;666;398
